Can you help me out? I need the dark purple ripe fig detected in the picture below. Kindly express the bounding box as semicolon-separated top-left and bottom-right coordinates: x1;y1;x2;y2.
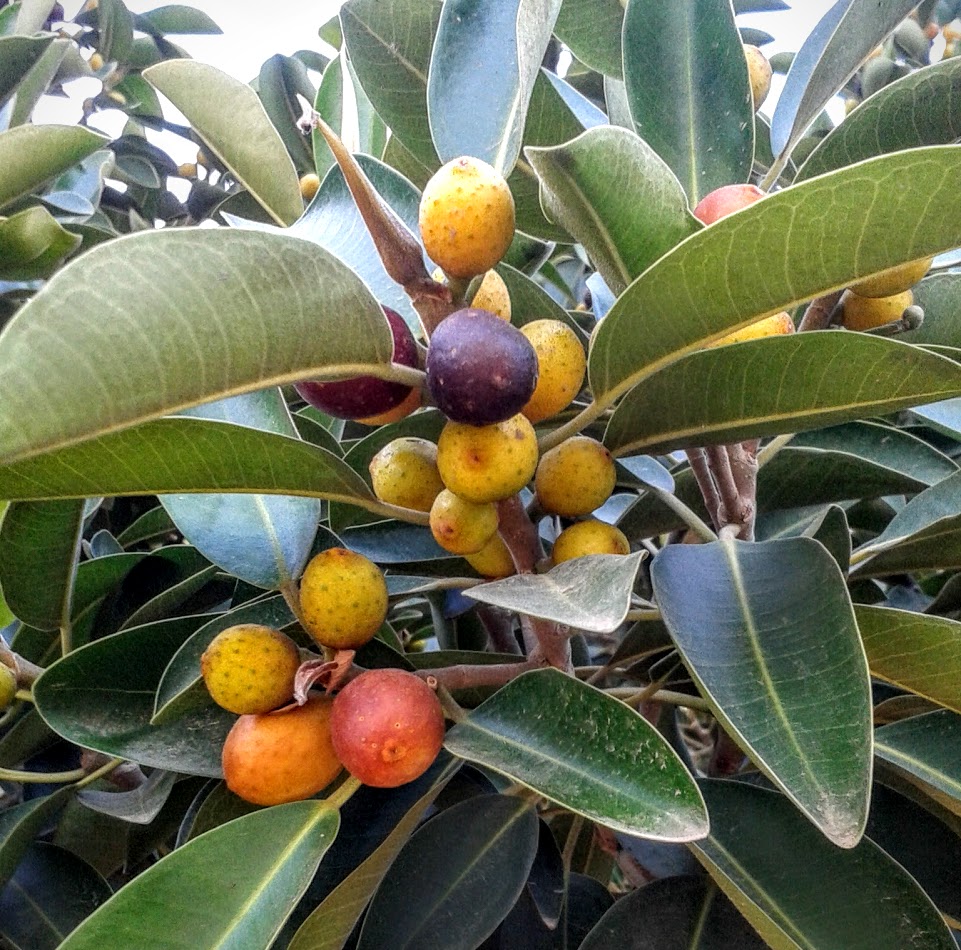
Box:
426;308;538;425
295;307;418;419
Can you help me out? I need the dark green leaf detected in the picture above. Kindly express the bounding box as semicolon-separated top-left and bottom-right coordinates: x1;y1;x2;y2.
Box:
0;34;54;110
798;58;961;180
357;794;538;950
588;147;961;405
77;769;177;824
622;0;754;205
875;709;961;804
0;228;395;467
428;0;562;175
58;802;339;950
0;206;80;280
135;5;222;35
907;273;961;349
258;54;315;175
526;127;699;295
445;668;708;839
604;333;961;456
0;843;112;950
0;499;83;630
144;60;302;225
771;0;919;159
0;790;71;893
691;779;955;950
95;0;133;64
553;0;623;77
311;53;343;178
652;537;872;847
465;552;645;633
33;615;232;776
856;605;961;714
0;125;108;212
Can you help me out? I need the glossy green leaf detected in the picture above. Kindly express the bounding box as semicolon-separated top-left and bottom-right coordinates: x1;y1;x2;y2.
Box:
312;53;343;178
588;147;961;405
288;755;460;950
652;536;872;847
0;499;83;630
552;0;623;78
496;262;572;327
144;60;302;226
135;5;222;35
346;55;388;161
581;876;766;950
33;615;232;776
341;0;441;170
119;563;218;632
771;0;919;159
876;709;961;806
445;668;708;839
161;392;321;589
622;0;753;205
93;0;133;64
0;843;112;950
59;802;339;950
0;228;394;467
692;779;955;949
258;53;316;175
357;794;538;950
856;605;961;714
427;0;563;175
604;333;961;456
798;58;961;180
7;37;69;129
77;769;177;825
465;552;645;633
0;790;71;893
0;34;53;109
0;206;80;280
526;127;699;296
908;273;961;348
0;125;108;211
153;593;294;721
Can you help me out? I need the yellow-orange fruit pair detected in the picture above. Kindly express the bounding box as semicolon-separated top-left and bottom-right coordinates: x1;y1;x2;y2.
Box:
369;437;445;513
840;289;914;331
437;414;539;504
520;320;586;423
849;257;933;298
299;548;388;650
535;437;616;517
420;156;515;279
552;520;630;565
429;489;499;555
222;694;343;806
201;624;300;716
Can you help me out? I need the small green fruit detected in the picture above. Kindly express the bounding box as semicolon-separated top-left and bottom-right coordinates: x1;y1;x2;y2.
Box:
0;665;17;711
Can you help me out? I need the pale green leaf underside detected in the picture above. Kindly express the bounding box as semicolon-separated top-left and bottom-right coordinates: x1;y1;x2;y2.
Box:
588;146;961;404
464;552;645;633
0;228;394;468
144;60;303;226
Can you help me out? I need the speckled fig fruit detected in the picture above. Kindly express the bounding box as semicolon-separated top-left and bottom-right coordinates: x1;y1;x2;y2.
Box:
552;520;630;564
426;308;538;425
331;668;445;788
295;307;418;419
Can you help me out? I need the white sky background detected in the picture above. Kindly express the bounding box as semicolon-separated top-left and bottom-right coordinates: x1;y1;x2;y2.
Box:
44;0;843;166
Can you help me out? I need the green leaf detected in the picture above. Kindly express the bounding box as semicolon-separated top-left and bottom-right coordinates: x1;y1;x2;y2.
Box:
0;790;71;893
94;0;133;64
160;393;321;589
622;0;754;205
907;273;961;349
357;794;538;950
77;769;177;824
0;843;112;950
876;709;961;806
0;125;108;212
427;0;563;175
588;146;961;405
258;54;316;176
771;0;919;159
7;37;70;129
798;58;961;180
0;206;80;280
445;668;708;839
340;0;441;170
856;605;961;714
135;5;222;35
526;127;700;296
58;802;339;950
0;499;83;630
465;552;645;633
311;52;343;178
33;615;233;776
13;0;56;35
0;34;53;109
552;0;623;78
603;333;961;456
0;227;394;467
581;876;766;950
692;779;956;950
652;536;872;847
144;60;302;226
288;755;460;950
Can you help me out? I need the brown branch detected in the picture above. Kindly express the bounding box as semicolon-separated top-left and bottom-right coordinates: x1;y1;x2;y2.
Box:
414;657;542;691
726;442;758;541
476;605;522;655
797;290;844;332
686;447;722;530
0;645;43;687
